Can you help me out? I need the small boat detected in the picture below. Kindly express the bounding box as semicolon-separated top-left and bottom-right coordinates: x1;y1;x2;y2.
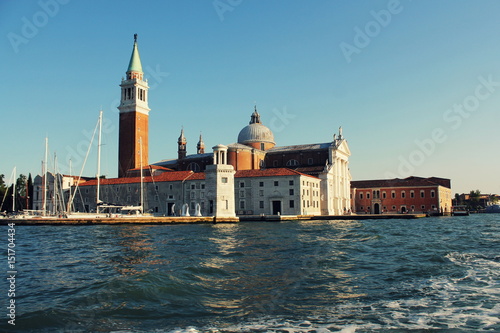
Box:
485;204;500;213
451;205;469;216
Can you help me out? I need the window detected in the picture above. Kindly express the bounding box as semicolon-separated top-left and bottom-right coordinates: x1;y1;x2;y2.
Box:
221;177;228;184
191;202;196;210
360;193;363;199
401;191;406;198
421;205;426;210
392;205;396;210
391;191;396;199
289;200;295;208
273;160;278;167
155;195;159;201
411;205;415;210
240;201;245;209
191;184;195;190
289;180;294;186
201;183;205;189
373;190;380;199
360;206;364;210
169;184;173;190
382;192;387;199
366;192;370;199
168;195;174;200
155;185;159;191
274;181;279;186
289;189;294;195
240;181;245;188
308;158;313;165
240;190;245;198
259;190;264;196
410;190;415;198
190;192;195;199
431;190;435;198
286;159;299;166
259;181;264;187
260;201;264;208
420;190;425;198
200;192;205;199
260;143;265;150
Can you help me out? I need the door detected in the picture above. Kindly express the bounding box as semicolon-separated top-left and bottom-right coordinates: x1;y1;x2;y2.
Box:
374;203;380;214
272;200;281;215
167;203;175;216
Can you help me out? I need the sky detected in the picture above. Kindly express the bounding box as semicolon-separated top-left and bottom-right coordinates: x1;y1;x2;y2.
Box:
1;0;499;194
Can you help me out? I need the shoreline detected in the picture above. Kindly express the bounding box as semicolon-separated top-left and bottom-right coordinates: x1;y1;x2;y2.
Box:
0;213;428;226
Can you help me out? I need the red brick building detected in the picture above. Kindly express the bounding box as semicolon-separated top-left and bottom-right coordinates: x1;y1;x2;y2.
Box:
351;176;452;214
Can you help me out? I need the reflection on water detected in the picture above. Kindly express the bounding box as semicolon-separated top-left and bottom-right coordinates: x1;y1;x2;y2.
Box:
4;215;498;332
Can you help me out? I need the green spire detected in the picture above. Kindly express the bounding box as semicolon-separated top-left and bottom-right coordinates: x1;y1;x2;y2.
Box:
127;34;143;73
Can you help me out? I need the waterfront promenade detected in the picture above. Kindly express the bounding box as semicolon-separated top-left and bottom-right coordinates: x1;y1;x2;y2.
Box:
0;213;427;225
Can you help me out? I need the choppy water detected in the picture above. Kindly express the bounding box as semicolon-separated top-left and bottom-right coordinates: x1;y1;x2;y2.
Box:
1;215;499;332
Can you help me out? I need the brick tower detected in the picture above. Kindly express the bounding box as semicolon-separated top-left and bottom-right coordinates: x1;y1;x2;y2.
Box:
118;34;150;177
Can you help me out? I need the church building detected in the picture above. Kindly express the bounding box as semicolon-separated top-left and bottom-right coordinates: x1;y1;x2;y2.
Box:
73;35;352;217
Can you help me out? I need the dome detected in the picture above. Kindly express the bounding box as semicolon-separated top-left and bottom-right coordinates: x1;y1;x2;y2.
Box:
237;123;275;145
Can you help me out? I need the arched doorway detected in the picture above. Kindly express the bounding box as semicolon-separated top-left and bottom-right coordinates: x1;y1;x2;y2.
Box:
401;206;407;214
373;203;380;214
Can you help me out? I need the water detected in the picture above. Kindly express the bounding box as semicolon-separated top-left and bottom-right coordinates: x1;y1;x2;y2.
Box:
1;215;499;332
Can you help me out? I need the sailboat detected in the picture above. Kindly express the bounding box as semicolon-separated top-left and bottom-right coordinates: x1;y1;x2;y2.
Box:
66;110;110;218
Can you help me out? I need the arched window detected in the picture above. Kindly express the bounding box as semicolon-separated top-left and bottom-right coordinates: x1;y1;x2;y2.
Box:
286;159;299;167
187;162;200;172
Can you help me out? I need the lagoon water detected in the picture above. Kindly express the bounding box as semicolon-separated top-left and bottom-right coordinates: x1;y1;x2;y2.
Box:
2;215;499;332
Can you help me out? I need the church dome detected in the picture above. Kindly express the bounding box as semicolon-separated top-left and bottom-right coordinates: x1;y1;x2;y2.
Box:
237;108;275;149
238;123;275;144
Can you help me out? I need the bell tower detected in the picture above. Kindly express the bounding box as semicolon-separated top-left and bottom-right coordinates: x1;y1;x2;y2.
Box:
118;34;150;177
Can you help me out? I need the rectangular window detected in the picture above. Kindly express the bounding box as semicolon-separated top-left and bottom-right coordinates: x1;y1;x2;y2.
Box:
289;200;295;208
289;180;294;186
289;189;294;195
240;181;245;188
308;158;313;165
201;192;205;198
191;184;195;189
360;193;363;199
274;181;279;186
240;200;245;209
240;190;245;198
259;181;264;187
259;201;264;208
169;184;173;190
221;177;228;183
201;183;205;189
259;190;264;196
431;190;435;198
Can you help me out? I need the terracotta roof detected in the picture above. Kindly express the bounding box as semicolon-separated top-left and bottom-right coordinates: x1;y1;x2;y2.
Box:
235;168;319;179
79;171;196;186
351;176;451;189
127;165;173;172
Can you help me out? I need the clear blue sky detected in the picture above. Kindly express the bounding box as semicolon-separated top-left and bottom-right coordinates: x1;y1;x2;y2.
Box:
1;0;499;194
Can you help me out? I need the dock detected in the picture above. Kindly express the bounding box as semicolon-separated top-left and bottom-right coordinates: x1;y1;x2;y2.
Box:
0;213;427;225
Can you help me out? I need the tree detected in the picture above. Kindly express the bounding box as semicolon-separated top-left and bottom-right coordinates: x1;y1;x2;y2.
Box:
467;189;482;211
490;195;499;205
454;193;461;206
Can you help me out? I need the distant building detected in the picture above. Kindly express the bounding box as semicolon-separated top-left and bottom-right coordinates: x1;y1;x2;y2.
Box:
71;35;352;217
33;173;82;213
351;177;452;214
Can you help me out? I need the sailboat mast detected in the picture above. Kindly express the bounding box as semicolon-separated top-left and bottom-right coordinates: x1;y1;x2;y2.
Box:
42;137;48;216
140;136;144;214
96;110;103;213
12;167;16;212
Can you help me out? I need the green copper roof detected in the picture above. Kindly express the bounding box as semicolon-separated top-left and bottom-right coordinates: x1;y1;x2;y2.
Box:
127;40;143;73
